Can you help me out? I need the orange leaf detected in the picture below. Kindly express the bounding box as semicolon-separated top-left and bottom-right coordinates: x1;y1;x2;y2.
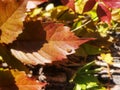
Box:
0;0;44;44
11;70;46;90
0;0;26;44
0;70;46;90
10;22;95;65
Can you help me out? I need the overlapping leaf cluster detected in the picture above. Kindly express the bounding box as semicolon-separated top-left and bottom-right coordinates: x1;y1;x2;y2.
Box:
0;0;120;90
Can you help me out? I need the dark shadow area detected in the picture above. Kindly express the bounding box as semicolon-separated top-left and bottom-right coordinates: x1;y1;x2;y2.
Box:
9;20;47;53
38;0;62;8
0;44;28;71
0;70;18;90
43;65;75;90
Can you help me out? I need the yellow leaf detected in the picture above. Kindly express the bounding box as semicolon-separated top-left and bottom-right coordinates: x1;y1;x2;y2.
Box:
99;53;113;64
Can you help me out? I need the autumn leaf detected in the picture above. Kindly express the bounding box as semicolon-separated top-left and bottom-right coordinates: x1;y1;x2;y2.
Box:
61;0;75;11
97;3;111;23
83;0;96;12
112;9;120;22
102;0;120;9
98;53;113;64
26;0;47;11
0;0;26;44
10;22;95;65
0;70;46;90
0;0;45;44
0;44;28;71
11;70;46;90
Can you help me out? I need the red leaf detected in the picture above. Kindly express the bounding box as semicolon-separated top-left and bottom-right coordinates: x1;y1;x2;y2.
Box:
102;0;120;9
97;3;111;23
61;0;75;11
83;0;96;12
10;22;95;65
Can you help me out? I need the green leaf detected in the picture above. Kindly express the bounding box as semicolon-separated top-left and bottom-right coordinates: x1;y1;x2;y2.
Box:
75;44;101;57
51;6;76;21
75;46;87;57
71;61;106;90
75;0;87;14
83;44;101;55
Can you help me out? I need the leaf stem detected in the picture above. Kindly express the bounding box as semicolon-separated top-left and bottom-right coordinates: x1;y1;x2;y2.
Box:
71;17;97;32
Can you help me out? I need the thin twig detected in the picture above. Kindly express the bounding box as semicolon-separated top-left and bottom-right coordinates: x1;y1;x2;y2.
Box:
71;19;92;32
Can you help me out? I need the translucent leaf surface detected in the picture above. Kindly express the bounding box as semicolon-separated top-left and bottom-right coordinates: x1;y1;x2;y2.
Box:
103;0;120;9
61;0;75;10
112;9;120;22
0;0;44;44
72;61;106;90
0;0;26;44
97;3;111;23
83;0;96;12
10;22;94;65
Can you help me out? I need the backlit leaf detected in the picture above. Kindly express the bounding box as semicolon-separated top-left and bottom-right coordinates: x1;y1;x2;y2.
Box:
83;0;96;12
75;0;87;14
71;61;106;90
0;0;44;44
61;0;75;11
98;53;113;64
0;0;26;44
112;8;120;22
10;22;95;65
102;0;120;9
97;3;111;23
